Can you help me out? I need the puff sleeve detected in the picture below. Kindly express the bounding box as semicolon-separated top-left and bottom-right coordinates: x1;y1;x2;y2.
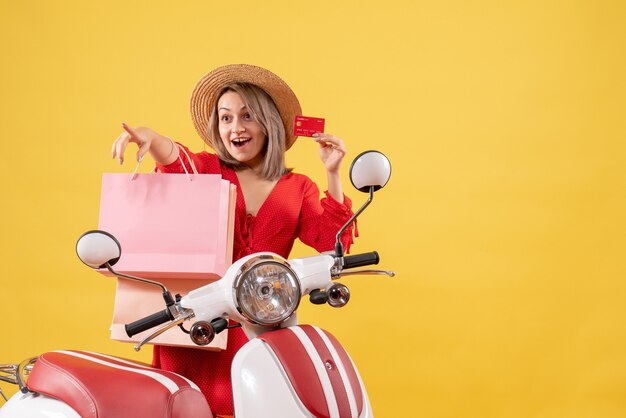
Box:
297;178;356;254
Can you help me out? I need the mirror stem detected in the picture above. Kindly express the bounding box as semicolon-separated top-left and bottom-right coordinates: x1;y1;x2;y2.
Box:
105;263;175;306
335;186;375;258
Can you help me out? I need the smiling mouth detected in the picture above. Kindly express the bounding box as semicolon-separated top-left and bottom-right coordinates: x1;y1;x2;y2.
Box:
232;137;252;148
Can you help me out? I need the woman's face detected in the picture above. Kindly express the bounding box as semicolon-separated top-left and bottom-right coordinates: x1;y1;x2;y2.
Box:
217;91;267;169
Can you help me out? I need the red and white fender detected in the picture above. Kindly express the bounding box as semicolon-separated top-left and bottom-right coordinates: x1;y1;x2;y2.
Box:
232;325;373;418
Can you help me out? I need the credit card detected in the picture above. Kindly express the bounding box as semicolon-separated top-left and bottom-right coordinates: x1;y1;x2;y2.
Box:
294;115;325;137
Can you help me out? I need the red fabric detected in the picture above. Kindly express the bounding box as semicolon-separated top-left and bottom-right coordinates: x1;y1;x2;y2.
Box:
152;145;356;415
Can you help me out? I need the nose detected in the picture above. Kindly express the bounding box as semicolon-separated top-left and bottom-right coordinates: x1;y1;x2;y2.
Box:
231;119;246;135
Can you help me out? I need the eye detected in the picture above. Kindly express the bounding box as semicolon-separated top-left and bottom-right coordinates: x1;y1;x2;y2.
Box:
220;114;231;123
243;112;253;121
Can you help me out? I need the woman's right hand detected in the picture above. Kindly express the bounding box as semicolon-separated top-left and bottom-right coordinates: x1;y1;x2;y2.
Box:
111;124;177;165
111;123;155;165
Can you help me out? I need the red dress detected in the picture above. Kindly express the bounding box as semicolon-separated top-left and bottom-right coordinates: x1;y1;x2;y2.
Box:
153;146;356;415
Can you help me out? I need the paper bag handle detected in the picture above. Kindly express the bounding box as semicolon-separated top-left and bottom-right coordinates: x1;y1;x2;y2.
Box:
131;138;199;181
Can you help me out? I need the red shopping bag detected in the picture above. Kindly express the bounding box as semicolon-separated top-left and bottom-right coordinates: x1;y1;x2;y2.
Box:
98;168;236;349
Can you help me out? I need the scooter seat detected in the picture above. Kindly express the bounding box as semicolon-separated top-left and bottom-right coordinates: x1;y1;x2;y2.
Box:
26;350;213;418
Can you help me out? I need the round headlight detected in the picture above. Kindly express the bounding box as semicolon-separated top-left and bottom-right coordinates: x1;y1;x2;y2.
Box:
233;256;301;326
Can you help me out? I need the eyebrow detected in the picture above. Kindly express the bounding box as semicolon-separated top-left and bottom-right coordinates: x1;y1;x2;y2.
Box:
219;105;248;112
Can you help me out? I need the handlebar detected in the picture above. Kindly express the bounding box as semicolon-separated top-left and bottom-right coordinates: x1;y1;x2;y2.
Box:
125;309;173;337
124;252;385;338
342;251;379;269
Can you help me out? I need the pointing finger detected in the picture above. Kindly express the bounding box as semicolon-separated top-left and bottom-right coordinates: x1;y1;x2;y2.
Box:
122;123;143;142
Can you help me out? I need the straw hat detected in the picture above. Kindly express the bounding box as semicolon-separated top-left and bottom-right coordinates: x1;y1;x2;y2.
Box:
190;64;302;150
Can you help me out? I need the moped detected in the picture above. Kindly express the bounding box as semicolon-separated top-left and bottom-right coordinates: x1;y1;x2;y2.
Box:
0;150;393;418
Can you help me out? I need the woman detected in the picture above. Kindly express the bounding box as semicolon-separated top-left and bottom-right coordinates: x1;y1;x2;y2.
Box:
112;64;356;416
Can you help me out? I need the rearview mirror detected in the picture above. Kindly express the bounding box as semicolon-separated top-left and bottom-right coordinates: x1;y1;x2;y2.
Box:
76;230;121;269
76;229;175;306
335;150;392;257
349;150;392;193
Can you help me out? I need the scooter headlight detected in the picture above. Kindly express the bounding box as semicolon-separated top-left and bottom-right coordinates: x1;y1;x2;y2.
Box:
233;255;301;326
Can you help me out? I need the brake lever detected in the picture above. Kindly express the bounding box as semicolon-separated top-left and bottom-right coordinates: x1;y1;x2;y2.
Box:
133;310;195;352
334;269;395;279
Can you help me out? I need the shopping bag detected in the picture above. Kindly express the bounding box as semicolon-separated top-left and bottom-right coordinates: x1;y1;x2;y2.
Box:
109;278;229;350
98;172;234;279
97;153;236;349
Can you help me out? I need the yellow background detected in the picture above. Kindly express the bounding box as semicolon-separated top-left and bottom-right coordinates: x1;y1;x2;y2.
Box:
1;1;625;416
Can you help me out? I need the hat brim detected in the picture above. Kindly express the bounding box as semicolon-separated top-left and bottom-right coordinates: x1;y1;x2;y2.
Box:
190;64;302;150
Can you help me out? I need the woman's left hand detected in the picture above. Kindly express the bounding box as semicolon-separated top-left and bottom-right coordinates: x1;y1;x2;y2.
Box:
313;133;346;174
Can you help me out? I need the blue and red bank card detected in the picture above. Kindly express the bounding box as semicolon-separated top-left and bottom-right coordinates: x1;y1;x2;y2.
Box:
294;115;325;137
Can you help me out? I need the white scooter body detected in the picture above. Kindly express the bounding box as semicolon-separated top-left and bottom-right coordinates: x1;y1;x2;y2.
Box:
181;252;374;417
0;392;80;418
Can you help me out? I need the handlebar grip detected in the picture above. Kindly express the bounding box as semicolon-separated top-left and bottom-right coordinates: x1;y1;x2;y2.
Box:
125;309;172;337
343;251;379;269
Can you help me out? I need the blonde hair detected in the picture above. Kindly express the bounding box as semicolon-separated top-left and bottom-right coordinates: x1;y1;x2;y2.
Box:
207;83;290;180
